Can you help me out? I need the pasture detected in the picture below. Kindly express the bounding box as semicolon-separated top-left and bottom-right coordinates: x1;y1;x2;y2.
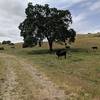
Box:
0;34;100;100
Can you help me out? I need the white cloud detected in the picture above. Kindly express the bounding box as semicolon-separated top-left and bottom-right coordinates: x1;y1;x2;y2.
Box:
0;0;26;42
89;1;100;11
72;18;100;34
71;11;100;34
71;11;90;33
0;0;100;42
29;0;87;8
73;13;87;23
0;0;26;17
80;1;92;8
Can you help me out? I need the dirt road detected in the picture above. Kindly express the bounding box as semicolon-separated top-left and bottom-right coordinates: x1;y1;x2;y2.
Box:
0;53;67;100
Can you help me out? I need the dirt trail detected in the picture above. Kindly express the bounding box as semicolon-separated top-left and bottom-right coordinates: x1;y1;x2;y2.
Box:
0;53;67;100
0;55;19;100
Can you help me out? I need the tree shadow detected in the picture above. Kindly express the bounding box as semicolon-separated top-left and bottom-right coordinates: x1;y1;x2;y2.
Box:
27;47;89;55
28;49;52;55
71;48;89;52
27;48;67;55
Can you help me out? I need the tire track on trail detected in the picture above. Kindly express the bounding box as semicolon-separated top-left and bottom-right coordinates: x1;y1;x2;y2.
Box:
18;59;67;100
0;53;67;100
0;56;19;100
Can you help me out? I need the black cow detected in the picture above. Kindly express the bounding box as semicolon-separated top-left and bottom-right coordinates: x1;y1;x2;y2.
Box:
56;49;66;59
91;46;98;50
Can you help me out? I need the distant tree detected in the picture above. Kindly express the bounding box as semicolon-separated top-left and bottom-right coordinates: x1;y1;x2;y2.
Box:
2;41;6;44
2;40;11;44
19;3;76;51
7;41;11;44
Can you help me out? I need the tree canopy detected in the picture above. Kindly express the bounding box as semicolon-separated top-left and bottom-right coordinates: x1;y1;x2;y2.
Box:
19;2;76;51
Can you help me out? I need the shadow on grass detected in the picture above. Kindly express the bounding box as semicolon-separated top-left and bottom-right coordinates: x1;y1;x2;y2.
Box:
28;49;53;55
71;48;89;52
27;47;89;55
27;48;67;55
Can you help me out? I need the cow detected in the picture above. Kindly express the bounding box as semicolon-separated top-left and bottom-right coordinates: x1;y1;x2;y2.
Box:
56;49;66;59
91;46;98;50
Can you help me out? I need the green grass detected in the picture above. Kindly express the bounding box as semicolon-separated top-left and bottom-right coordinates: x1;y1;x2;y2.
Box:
0;35;100;99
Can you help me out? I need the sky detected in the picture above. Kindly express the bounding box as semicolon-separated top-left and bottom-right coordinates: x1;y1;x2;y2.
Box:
0;0;100;43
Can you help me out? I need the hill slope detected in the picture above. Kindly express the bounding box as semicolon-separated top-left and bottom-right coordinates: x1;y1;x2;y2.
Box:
0;34;100;100
0;53;67;100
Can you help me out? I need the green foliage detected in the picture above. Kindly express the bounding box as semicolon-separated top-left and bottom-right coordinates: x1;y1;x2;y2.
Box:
23;35;38;47
18;2;76;50
2;40;11;45
24;35;33;47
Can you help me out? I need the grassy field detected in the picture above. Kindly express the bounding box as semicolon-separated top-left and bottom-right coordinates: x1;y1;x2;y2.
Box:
0;34;100;100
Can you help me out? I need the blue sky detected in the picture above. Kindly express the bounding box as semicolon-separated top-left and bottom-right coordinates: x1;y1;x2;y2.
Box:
0;0;100;42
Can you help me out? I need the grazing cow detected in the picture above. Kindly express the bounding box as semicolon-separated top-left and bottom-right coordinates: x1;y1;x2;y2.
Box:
56;49;66;59
0;47;4;50
91;46;98;50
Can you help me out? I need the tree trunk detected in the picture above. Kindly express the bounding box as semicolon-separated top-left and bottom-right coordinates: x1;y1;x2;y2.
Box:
64;39;67;48
39;41;41;47
48;40;53;51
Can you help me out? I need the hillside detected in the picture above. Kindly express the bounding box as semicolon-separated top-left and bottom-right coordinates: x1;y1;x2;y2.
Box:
0;34;100;100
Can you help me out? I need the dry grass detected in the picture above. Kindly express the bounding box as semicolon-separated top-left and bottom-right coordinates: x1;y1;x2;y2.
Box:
0;34;100;100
